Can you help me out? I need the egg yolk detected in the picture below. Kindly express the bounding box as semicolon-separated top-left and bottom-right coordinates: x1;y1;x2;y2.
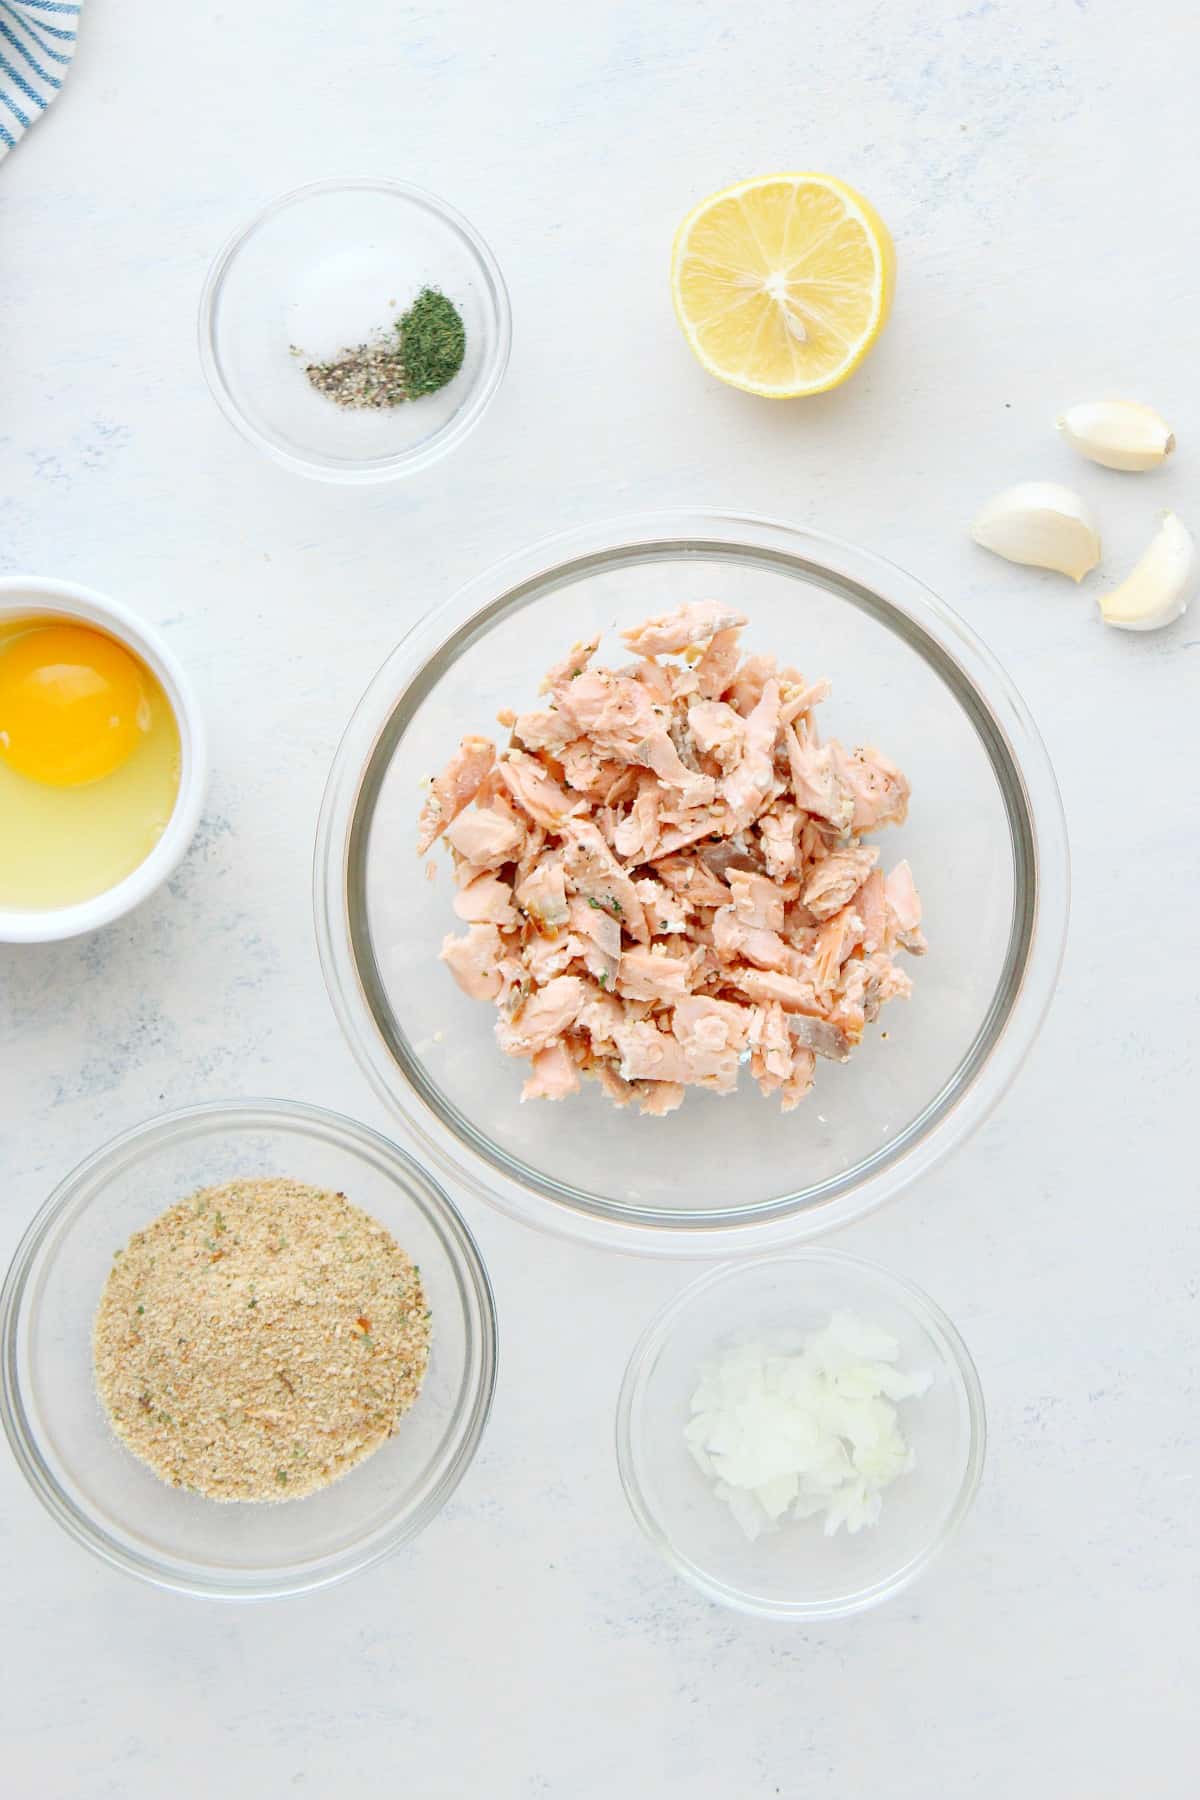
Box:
0;623;149;787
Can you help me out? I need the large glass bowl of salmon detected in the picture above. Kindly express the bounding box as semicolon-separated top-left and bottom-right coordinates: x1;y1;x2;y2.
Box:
314;512;1069;1256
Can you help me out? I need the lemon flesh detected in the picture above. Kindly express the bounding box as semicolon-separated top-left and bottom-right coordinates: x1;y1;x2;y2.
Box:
671;173;895;398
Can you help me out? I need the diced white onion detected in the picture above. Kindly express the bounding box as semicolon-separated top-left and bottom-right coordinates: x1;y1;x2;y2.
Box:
684;1312;931;1540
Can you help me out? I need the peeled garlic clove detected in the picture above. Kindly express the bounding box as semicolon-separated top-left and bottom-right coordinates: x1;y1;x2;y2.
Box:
1099;511;1193;632
1057;400;1175;472
970;482;1101;581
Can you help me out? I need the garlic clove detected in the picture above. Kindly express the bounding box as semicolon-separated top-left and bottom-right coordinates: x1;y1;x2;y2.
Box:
970;482;1101;581
1099;511;1194;632
1057;400;1175;472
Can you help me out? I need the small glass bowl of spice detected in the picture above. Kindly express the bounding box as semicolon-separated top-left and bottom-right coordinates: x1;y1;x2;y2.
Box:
616;1251;985;1619
199;178;511;483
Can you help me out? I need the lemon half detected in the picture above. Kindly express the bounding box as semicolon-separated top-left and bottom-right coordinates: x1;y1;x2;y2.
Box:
671;173;895;398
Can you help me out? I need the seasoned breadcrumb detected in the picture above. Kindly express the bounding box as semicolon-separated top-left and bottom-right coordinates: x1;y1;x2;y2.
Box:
93;1178;431;1502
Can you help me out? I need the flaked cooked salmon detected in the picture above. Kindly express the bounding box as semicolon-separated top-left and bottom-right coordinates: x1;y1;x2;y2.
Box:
421;605;925;1115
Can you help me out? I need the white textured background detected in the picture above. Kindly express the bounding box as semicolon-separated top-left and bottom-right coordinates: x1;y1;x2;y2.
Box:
2;2;1197;1794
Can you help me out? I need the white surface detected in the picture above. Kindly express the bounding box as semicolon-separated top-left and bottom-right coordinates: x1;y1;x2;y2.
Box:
0;2;1195;1793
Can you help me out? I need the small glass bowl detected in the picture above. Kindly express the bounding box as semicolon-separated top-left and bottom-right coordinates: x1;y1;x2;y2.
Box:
198;178;511;483
615;1252;985;1618
0;1100;497;1598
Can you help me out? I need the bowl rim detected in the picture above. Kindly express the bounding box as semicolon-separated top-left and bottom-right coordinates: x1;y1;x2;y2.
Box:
614;1249;987;1619
197;175;513;485
0;1097;499;1599
0;575;208;944
314;509;1070;1256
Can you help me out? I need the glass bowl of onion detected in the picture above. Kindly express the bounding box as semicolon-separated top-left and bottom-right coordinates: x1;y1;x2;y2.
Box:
314;510;1069;1257
615;1251;986;1619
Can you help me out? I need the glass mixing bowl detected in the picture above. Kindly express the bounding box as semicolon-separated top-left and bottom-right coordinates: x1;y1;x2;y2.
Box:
315;512;1068;1255
0;1101;497;1598
615;1252;986;1618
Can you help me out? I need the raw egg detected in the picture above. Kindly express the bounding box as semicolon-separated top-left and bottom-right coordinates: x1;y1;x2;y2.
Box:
0;616;181;911
0;622;149;786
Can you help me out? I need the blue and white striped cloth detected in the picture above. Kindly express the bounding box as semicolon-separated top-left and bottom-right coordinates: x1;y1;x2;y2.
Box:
0;0;81;160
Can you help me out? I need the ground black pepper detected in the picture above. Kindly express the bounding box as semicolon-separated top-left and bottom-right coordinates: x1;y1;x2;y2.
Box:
301;287;466;411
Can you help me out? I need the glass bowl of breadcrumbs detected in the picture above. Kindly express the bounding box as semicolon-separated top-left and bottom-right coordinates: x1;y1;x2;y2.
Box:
0;1099;497;1598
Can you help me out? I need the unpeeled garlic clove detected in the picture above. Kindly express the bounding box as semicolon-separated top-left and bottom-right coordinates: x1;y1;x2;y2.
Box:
970;482;1101;581
1057;400;1175;472
1099;511;1194;632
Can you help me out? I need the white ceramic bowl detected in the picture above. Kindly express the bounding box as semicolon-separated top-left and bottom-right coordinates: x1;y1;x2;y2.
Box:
0;576;207;944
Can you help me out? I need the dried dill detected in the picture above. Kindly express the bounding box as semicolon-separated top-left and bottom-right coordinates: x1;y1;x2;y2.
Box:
301;287;466;412
396;288;466;396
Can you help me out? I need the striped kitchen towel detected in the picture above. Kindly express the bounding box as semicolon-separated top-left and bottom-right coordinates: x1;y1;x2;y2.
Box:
0;0;81;160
